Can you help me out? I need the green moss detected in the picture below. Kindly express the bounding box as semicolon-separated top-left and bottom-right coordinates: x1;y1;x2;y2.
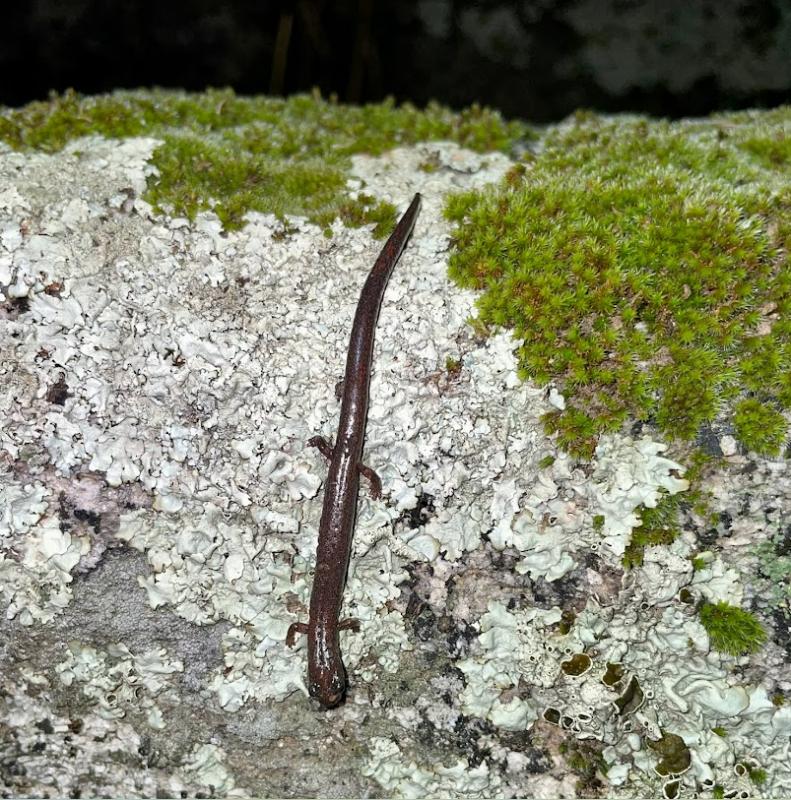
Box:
732;397;788;456
623;491;683;568
711;726;727;737
542;407;602;460
712;785;725;799
445;108;791;458
748;766;767;786
1;88;532;235
466;315;493;340
699;601;767;656
538;454;556;469
683;451;719;518
592;514;605;531
691;556;707;571
739;134;791;169
419;152;442;173
337;194;397;239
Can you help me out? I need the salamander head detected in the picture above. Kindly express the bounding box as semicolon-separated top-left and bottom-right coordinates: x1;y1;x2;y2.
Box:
308;623;348;708
308;664;347;708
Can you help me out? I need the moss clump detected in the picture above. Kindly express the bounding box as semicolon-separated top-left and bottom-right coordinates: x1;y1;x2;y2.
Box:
623;491;682;568
592;514;605;531
747;766;768;786
445;109;791;458
0;88;532;235
739;134;791;169
699;601;767;656
732;397;788;456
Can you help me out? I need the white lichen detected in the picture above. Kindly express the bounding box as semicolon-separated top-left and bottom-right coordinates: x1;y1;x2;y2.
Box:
458;600;563;730
586;437;689;558
182;743;244;797
362;736;501;799
56;642;183;728
0;475;88;624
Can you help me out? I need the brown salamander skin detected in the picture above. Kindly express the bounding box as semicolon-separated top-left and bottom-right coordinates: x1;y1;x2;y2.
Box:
287;193;422;707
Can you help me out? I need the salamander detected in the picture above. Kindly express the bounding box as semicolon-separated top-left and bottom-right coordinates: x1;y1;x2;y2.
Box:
287;193;422;707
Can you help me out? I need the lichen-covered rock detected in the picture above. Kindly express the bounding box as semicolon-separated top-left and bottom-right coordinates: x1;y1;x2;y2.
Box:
1;92;789;798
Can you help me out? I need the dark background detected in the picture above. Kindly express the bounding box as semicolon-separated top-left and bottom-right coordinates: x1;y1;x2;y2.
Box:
1;0;789;122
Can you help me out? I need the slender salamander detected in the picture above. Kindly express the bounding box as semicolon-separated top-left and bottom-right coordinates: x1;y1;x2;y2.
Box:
287;193;422;707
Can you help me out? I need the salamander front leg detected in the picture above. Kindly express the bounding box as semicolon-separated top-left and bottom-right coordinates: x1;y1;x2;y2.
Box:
357;463;382;499
307;435;334;460
286;622;308;647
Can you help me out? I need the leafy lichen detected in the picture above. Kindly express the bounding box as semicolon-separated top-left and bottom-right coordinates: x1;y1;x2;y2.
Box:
753;530;791;611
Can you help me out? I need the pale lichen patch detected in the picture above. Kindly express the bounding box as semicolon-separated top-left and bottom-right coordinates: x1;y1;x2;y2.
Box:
362;736;501;799
56;642;183;729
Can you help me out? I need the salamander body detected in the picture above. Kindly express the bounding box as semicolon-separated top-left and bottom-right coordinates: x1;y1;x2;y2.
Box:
287;194;422;707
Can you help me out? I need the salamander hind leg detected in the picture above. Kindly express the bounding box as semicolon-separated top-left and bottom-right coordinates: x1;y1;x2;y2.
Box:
338;618;361;634
286;621;308;647
357;463;382;499
307;435;334;460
